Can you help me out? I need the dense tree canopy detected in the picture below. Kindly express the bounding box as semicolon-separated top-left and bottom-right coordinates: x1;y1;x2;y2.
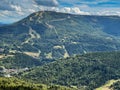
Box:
0;77;75;90
20;51;120;90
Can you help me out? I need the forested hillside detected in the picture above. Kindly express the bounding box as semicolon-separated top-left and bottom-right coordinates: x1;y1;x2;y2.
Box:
19;51;120;90
0;53;42;69
0;11;120;60
1;11;120;90
110;81;120;90
0;77;75;90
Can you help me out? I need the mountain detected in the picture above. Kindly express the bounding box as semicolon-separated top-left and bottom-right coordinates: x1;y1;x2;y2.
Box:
0;11;120;59
0;11;120;60
19;51;120;90
1;12;120;90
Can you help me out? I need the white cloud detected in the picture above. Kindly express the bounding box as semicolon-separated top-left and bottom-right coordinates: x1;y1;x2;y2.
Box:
97;11;120;16
10;5;22;12
28;9;36;13
58;7;90;15
38;6;90;15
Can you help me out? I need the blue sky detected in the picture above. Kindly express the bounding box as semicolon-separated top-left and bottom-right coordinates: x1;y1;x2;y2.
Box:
0;0;120;23
59;0;120;7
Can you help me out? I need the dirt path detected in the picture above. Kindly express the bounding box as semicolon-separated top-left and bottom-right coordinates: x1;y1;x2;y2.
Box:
22;27;41;45
0;55;4;59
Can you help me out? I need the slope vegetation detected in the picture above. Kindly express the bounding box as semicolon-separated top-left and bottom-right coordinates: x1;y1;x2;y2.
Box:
0;77;75;90
0;11;120;59
20;51;120;90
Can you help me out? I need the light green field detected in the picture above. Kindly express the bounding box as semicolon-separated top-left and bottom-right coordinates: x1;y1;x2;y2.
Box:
96;79;119;90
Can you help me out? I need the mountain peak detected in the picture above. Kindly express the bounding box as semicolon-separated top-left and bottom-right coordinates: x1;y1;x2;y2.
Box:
0;11;120;60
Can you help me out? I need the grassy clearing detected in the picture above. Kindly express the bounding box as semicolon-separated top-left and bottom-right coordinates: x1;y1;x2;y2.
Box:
96;79;119;90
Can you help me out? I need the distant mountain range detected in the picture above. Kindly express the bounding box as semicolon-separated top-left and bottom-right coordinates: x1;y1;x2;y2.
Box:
0;11;120;60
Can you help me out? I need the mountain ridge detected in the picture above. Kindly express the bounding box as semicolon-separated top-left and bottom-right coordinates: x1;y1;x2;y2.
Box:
0;11;120;60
